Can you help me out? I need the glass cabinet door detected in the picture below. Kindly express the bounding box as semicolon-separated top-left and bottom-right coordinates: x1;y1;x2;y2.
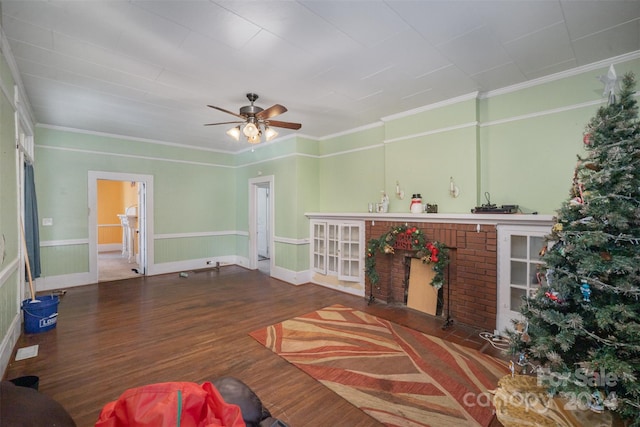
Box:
509;234;545;313
338;223;361;281
312;221;326;274
310;220;363;283
497;225;550;333
327;223;339;275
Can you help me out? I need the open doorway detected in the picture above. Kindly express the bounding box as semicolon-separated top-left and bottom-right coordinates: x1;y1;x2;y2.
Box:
88;171;153;283
249;176;274;274
97;179;141;281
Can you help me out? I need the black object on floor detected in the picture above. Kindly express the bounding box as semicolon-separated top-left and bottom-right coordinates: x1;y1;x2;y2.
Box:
9;375;39;390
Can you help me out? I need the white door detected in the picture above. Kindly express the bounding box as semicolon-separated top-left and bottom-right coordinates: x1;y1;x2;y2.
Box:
137;182;147;274
248;176;274;272
257;186;269;260
496;225;550;334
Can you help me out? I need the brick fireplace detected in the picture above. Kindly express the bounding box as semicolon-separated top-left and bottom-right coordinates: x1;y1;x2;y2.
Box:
365;220;497;331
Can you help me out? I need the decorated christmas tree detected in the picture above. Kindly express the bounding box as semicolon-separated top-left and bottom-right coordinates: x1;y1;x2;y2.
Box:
509;69;640;424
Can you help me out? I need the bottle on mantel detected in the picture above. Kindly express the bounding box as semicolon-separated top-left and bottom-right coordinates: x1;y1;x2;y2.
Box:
410;194;423;213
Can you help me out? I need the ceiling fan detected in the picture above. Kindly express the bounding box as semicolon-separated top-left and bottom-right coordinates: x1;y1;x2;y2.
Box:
205;93;302;144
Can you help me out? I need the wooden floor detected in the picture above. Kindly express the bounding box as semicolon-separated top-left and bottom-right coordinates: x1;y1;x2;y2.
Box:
4;266;507;427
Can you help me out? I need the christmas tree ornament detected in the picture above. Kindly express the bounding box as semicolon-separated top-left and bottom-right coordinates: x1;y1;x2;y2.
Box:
545;290;561;303
603;392;618;410
545;268;555;286
590;390;605;413
597;64;620;104
581;282;592;302
517;352;528;366
583;133;592;145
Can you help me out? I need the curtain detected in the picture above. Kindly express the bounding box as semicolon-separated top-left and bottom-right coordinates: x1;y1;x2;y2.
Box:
24;162;41;278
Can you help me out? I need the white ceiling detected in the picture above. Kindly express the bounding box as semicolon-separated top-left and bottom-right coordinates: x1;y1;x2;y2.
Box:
1;0;639;153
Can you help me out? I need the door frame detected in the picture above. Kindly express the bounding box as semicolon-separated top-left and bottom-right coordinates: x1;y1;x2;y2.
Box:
88;171;154;282
248;175;274;272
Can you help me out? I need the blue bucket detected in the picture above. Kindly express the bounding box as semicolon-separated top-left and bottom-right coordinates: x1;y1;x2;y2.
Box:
22;295;59;334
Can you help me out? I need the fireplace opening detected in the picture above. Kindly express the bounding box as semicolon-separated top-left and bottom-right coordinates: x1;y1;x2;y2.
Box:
404;256;443;316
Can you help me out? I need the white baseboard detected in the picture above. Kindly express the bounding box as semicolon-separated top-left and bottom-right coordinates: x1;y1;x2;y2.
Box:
32;258;312;293
98;243;122;252
309;278;365;297
35;272;94;292
0;313;22;378
271;266;310;285
147;256;239;276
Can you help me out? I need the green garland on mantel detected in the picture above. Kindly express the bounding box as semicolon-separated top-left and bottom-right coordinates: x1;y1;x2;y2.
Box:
365;224;449;289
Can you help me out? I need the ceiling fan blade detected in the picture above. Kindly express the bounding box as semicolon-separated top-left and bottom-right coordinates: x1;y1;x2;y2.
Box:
204;121;245;126
267;120;302;130
207;105;245;119
256;104;287;120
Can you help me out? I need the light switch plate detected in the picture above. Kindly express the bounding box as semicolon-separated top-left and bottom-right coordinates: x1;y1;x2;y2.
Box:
42;218;53;226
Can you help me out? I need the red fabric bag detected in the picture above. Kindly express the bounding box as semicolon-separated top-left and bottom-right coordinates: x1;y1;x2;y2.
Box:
95;381;246;427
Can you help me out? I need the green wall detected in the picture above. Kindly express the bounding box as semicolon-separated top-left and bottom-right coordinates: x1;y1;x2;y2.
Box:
34;127;238;275
0;53;20;361
383;97;479;213
318;125;385;212
25;56;640;284
234;137;319;270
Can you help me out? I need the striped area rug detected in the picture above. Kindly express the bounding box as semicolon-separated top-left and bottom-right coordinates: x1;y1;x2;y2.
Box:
250;304;508;427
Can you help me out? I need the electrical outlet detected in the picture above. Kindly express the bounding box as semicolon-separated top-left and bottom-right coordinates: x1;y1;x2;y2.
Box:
42;218;53;226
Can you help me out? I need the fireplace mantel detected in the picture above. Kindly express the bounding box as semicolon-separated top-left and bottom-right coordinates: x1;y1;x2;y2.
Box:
305;212;554;227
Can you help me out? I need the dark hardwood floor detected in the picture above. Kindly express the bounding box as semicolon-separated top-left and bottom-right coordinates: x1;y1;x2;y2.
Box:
4;266;507;427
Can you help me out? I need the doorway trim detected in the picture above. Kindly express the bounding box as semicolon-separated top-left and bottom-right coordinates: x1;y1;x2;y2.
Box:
248;175;274;272
88;171;154;282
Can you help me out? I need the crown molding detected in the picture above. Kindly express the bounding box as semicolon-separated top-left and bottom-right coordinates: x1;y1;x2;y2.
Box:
36;124;237;154
319;121;384;141
381;92;479;122
480;50;640;99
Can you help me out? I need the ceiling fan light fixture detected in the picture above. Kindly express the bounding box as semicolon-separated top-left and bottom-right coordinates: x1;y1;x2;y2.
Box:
247;132;261;144
243;121;259;138
265;126;278;141
207;93;301;146
226;125;241;141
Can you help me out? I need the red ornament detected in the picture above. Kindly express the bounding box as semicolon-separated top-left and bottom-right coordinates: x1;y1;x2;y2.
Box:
583;133;592;145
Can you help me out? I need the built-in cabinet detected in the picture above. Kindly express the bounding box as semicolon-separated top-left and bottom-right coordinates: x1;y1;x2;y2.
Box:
496;225;551;333
310;220;364;292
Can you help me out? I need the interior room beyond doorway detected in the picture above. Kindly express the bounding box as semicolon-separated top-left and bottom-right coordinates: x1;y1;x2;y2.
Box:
97;179;140;282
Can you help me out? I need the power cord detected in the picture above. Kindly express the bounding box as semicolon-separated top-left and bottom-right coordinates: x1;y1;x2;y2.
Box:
479;331;510;351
